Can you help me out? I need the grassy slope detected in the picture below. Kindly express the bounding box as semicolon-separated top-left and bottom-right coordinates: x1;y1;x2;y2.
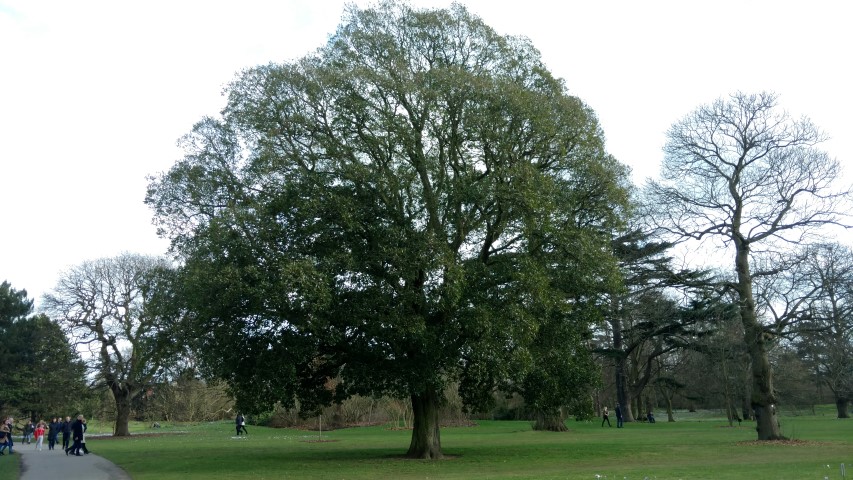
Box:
86;408;852;480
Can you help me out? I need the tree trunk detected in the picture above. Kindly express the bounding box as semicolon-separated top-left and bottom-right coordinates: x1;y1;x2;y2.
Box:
633;395;643;423
406;389;443;459
734;244;785;440
835;397;849;419
611;312;630;420
611;309;638;424
665;396;675;422
644;395;654;423
533;411;567;431
742;395;752;421
721;356;735;426
111;385;132;436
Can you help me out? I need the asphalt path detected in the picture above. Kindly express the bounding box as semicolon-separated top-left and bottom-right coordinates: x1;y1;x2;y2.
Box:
15;440;132;480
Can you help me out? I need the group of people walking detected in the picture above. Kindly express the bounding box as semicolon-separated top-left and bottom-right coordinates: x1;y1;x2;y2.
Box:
0;415;90;456
235;413;248;436
601;403;624;427
601;403;656;427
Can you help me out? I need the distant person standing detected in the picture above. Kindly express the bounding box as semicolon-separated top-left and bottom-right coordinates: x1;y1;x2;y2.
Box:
615;403;624;428
601;406;611;427
236;413;248;436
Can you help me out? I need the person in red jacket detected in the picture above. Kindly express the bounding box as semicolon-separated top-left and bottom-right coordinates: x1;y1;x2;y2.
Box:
34;421;46;451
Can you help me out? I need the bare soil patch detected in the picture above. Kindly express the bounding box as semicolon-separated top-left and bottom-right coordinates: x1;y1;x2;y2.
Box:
737;439;831;447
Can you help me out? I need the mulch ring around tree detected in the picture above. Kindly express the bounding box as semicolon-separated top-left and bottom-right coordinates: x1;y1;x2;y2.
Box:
386;420;478;431
736;439;832;447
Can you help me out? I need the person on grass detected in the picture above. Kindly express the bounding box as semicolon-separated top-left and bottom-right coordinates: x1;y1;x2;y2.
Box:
615;403;624;428
647;410;656;423
601;406;611;427
236;413;248;436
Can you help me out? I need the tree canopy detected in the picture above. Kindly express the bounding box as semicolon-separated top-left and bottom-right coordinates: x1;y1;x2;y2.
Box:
147;1;630;458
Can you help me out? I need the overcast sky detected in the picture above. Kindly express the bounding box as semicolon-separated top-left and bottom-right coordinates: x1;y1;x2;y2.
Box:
2;0;851;304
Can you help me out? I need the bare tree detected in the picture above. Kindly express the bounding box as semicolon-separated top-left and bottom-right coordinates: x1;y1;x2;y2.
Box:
646;91;852;440
795;243;853;418
43;253;179;436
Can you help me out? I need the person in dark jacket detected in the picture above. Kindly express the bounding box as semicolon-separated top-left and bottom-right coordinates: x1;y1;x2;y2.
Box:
22;420;34;444
61;416;73;451
615;403;624;428
48;417;61;450
66;415;84;456
235;413;248;436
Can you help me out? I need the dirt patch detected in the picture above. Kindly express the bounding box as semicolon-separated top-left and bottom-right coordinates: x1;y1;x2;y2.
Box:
384;454;461;460
385;420;478;431
737;439;831;447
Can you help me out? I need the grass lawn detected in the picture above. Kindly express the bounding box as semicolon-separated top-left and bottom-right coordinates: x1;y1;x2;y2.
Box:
0;449;18;480
82;408;852;480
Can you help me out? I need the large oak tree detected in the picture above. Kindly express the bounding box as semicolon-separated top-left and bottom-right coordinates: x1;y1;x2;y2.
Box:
147;2;630;458
646;92;852;440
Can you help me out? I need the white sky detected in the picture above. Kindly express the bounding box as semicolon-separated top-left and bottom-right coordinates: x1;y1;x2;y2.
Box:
1;0;851;305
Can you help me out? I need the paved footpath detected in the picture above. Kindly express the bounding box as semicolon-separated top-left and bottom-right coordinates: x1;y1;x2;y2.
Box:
16;441;132;480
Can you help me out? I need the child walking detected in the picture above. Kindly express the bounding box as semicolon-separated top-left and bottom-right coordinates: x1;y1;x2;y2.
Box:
34;422;45;451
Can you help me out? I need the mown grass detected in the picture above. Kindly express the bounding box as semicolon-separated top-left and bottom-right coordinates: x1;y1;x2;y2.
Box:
0;449;19;480
83;408;852;480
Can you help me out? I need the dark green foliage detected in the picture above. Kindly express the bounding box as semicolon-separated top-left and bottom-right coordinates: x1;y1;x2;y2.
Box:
0;281;32;325
0;281;87;418
598;228;714;421
147;1;630;457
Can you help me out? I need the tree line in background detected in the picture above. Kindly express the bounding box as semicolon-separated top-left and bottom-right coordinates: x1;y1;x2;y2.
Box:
2;0;851;459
